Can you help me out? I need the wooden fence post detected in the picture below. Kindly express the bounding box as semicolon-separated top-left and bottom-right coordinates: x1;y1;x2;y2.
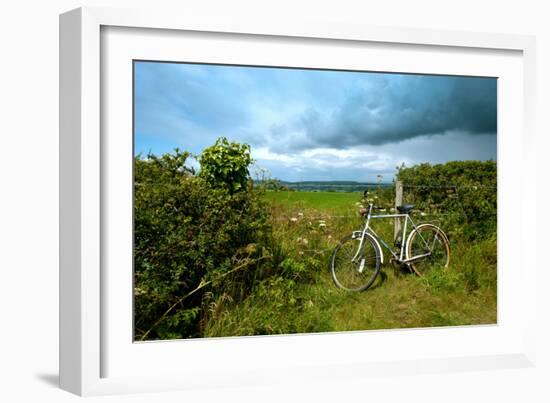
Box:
394;181;403;242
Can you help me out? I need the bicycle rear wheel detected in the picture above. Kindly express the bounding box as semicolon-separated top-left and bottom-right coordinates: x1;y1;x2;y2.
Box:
331;234;381;291
406;224;450;277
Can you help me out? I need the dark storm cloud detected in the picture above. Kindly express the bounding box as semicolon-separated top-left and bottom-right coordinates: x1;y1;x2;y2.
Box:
135;62;497;181
296;75;497;148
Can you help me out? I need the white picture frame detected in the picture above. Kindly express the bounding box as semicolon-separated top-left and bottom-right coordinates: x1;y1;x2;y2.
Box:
59;6;537;396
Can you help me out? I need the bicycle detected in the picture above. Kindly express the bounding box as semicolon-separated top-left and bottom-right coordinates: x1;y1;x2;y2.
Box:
331;190;450;291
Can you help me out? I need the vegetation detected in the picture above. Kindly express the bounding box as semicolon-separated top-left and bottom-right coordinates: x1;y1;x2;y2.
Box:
134;142;272;340
134;139;497;341
199;137;252;194
396;160;497;239
263;190;360;213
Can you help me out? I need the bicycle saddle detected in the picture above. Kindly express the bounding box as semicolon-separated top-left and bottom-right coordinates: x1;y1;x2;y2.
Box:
396;204;414;214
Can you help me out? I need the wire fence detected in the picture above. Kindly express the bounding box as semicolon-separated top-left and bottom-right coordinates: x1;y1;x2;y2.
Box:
402;183;497;190
268;181;497;222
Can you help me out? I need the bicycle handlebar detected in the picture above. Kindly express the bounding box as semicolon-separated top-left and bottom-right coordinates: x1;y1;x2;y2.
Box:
360;203;387;216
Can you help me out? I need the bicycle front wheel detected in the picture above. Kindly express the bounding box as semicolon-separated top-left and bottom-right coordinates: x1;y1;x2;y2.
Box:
406;224;450;277
331;234;381;292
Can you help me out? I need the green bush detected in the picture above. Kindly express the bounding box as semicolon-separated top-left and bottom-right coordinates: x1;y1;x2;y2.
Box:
199;137;252;194
134;142;271;340
396;160;496;239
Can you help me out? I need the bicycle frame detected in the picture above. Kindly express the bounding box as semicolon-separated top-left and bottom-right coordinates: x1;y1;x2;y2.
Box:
351;204;430;264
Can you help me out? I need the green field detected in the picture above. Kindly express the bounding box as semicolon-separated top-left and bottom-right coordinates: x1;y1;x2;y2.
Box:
203;189;497;337
263;190;361;213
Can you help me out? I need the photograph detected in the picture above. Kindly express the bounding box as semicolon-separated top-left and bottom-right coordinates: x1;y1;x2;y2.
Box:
133;61;497;341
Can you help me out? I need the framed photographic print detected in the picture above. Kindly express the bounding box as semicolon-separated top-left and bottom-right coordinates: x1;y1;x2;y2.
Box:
60;7;537;396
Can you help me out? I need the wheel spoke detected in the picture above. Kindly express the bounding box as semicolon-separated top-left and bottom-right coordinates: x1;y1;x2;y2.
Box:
332;235;380;291
407;225;450;276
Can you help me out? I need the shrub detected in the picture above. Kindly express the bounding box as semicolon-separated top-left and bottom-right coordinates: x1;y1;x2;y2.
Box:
134;142;271;340
396;160;496;239
199;137;252;194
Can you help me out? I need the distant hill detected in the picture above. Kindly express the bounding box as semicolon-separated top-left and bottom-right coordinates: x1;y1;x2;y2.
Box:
257;180;393;192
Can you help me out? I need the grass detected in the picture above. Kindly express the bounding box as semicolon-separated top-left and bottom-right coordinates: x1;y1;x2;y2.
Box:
202;190;497;337
204;243;497;337
263;190;361;213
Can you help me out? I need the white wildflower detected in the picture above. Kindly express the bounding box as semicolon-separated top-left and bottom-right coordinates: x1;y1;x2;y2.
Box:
290;217;298;222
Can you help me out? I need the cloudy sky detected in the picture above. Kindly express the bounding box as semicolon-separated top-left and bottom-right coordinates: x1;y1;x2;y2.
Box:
134;61;497;183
